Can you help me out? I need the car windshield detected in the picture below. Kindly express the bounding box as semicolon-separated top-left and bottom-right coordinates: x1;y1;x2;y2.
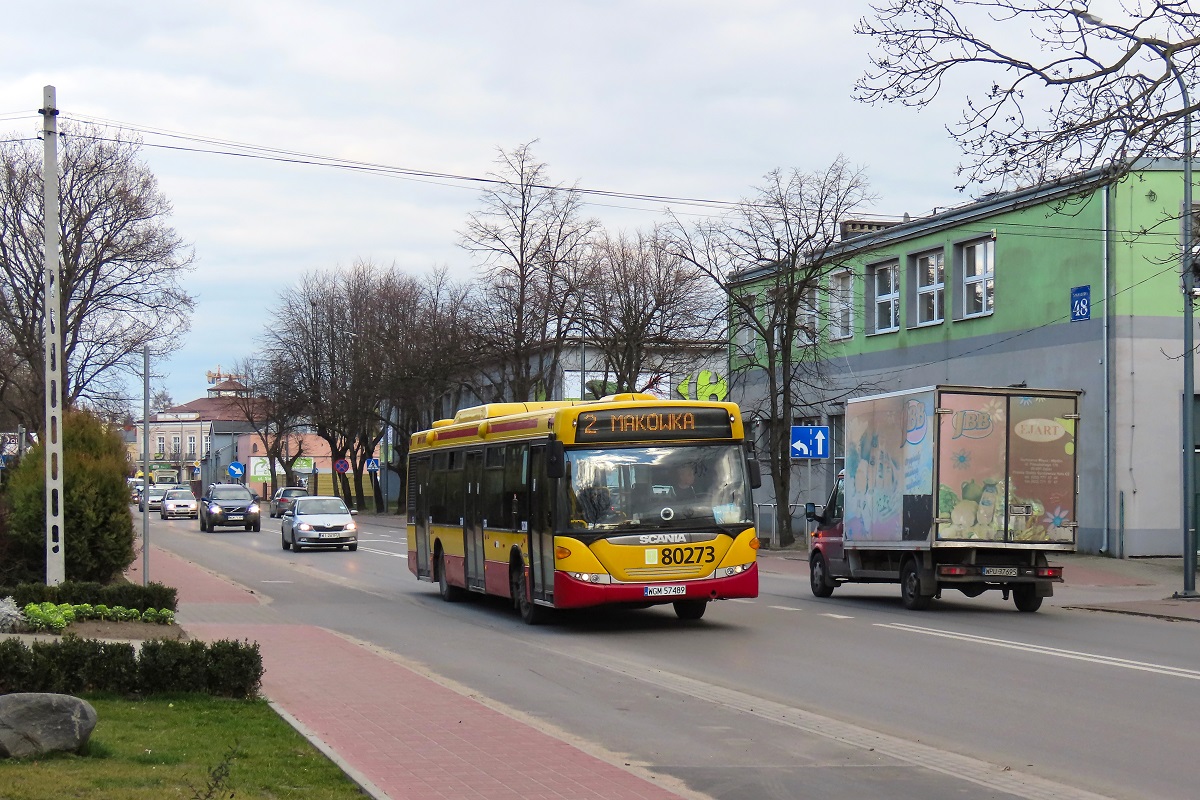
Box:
165;490;193;501
211;486;252;500
296;498;349;515
557;444;754;533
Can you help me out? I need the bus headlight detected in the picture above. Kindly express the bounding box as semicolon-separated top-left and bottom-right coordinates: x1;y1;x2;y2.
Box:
568;572;611;584
716;564;752;579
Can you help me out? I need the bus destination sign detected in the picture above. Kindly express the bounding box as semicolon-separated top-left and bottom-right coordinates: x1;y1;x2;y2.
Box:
575;406;733;443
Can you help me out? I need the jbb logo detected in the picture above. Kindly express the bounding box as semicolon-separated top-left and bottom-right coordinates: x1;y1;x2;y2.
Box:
904;399;927;445
951;409;993;439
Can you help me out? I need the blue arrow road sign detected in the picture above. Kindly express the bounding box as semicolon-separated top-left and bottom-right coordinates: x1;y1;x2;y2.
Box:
227;461;245;478
365;458;380;472
790;426;830;459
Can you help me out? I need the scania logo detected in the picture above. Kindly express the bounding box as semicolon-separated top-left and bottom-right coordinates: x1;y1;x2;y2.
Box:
639;533;689;544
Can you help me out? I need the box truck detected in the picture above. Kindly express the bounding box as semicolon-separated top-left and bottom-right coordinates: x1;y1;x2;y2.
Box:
805;385;1080;611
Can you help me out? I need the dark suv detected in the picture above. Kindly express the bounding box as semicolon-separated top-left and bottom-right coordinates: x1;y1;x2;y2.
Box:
199;484;262;532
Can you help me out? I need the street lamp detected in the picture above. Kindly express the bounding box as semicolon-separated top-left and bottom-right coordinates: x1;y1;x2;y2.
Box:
1079;12;1196;595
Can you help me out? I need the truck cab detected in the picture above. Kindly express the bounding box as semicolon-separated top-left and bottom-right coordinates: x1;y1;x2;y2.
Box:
805;472;844;598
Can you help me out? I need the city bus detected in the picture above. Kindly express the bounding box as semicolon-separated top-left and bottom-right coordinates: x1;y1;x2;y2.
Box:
406;394;761;623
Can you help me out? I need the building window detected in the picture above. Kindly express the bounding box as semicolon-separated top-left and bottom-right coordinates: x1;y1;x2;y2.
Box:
959;238;994;318
203;436;211;456
911;250;944;326
733;294;757;353
187;436;196;457
866;261;899;334
828;412;845;474
171;436;181;457
156;436;165;456
796;286;819;345
830;272;853;340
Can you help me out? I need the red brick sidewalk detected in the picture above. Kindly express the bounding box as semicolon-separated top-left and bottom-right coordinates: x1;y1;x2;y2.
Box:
141;546;689;800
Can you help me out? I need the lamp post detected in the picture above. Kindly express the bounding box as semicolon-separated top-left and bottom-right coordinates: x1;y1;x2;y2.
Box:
1080;12;1196;594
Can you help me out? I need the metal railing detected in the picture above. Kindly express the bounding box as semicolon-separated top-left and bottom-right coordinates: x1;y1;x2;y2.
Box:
754;502;809;549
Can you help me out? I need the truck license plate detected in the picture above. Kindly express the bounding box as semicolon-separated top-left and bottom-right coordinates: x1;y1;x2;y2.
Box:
645;585;686;597
982;566;1019;577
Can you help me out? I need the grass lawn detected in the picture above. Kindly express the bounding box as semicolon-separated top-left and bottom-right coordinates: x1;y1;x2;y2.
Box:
0;694;367;799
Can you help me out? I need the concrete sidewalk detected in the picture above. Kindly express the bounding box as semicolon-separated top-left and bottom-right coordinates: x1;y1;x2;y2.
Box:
126;545;692;800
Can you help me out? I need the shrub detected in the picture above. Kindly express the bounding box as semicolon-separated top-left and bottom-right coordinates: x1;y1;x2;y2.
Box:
0;596;26;633
0;637;261;698
0;638;35;693
139;639;211;693
0;581;178;612
0;410;135;584
207;639;264;699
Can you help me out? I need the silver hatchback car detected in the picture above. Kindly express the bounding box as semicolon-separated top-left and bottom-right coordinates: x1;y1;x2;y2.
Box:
281;496;358;552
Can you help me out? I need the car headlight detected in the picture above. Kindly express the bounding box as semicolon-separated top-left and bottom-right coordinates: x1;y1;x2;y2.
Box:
297;523;313;531
209;504;222;514
248;503;260;513
345;521;356;531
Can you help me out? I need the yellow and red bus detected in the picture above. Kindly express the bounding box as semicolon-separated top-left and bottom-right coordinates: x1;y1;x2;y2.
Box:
406;393;761;623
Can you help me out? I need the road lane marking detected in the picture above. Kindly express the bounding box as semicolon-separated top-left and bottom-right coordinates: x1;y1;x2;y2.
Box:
876;622;1200;681
821;612;854;619
358;547;407;558
768;605;801;611
260;580;293;584
575;648;1110;800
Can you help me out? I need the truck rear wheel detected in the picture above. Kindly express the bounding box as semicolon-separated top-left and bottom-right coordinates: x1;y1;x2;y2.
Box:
810;553;835;598
1013;585;1043;612
901;560;931;610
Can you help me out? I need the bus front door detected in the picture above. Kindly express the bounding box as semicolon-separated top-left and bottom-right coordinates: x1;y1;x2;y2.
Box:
464;450;486;592
528;445;553;603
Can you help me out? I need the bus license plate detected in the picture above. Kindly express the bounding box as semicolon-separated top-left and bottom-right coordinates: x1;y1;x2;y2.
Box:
645;585;686;597
982;566;1018;577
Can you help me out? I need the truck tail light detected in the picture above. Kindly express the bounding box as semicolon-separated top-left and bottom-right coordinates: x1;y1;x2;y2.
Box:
1035;566;1063;579
938;565;971;577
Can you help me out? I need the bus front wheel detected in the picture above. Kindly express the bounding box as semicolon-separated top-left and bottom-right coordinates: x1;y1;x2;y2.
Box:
510;561;549;625
437;550;466;602
673;599;708;621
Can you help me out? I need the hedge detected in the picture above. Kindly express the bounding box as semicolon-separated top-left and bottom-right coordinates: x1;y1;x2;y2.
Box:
0;636;262;699
0;581;177;612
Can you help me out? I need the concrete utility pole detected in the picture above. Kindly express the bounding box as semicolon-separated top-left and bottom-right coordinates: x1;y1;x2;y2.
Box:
142;346;150;586
40;86;64;586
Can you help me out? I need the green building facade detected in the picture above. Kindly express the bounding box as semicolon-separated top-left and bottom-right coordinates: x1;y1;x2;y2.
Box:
740;162;1194;557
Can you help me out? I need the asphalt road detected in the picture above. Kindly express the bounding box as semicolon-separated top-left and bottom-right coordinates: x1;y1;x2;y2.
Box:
142;509;1198;800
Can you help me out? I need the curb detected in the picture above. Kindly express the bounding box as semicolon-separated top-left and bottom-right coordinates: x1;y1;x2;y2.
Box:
268;701;393;800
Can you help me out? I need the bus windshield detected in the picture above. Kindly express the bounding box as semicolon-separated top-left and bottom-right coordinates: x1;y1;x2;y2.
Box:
559;444;753;532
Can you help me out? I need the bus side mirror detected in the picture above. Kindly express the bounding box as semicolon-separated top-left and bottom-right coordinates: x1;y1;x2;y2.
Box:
746;450;761;489
546;440;565;479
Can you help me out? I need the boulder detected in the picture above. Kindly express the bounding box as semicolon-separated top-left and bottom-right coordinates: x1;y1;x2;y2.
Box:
0;693;98;758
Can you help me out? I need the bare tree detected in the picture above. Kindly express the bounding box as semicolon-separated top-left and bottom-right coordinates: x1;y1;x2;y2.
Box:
229;355;309;495
577;228;724;397
460;143;597;401
377;267;481;511
855;0;1200;191
664;158;874;546
0;124;194;428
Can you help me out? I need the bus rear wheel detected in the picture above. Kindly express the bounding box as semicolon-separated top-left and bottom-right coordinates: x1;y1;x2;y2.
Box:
673;599;708;620
510;561;549;625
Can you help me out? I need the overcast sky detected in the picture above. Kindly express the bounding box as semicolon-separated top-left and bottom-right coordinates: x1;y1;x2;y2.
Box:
1;1;974;409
